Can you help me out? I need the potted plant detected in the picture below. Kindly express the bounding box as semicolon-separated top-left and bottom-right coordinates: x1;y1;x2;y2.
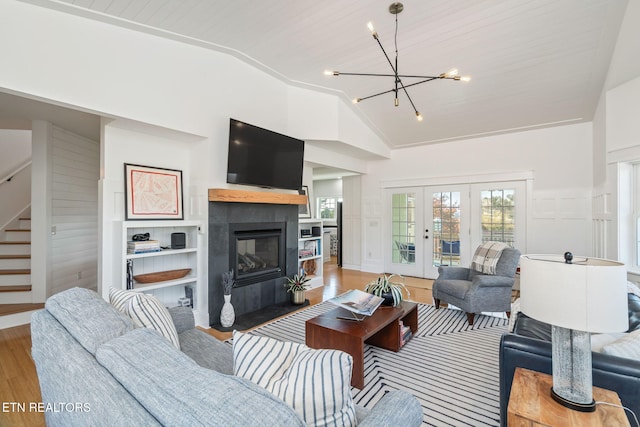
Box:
364;273;409;307
284;272;311;305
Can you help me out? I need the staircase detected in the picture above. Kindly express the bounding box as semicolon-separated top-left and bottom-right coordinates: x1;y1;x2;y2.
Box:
0;217;43;328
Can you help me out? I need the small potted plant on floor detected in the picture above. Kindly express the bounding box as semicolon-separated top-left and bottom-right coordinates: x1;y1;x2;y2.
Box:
284;272;311;305
364;273;409;307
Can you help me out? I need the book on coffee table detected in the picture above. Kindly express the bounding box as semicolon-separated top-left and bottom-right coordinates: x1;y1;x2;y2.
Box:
328;289;385;317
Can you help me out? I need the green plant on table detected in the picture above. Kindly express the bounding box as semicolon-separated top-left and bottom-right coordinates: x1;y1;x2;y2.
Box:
364;273;409;307
284;273;311;292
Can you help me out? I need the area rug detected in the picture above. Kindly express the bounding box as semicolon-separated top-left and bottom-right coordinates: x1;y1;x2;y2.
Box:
239;301;507;426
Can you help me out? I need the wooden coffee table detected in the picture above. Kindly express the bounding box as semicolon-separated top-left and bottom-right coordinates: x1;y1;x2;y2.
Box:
305;301;418;389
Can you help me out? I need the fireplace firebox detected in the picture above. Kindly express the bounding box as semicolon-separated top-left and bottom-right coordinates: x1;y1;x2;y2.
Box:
229;222;286;287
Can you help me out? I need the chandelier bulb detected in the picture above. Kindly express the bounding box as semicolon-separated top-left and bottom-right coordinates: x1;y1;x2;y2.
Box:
395;97;399;107
352;98;361;104
461;76;471;82
416;112;423;122
367;21;378;38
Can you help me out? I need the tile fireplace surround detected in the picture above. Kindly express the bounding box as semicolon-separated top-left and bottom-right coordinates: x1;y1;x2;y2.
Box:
208;189;305;328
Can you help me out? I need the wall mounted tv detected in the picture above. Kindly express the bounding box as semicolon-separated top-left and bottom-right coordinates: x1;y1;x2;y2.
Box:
226;118;305;191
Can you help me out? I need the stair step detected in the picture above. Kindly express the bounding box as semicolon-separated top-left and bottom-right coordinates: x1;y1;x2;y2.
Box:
0;285;32;292
0;242;30;255
0;255;31;269
0;303;44;316
0;269;30;275
4;229;31;241
0;269;31;286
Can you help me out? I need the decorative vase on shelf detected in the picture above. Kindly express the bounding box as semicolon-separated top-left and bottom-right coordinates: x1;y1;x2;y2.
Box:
220;294;235;327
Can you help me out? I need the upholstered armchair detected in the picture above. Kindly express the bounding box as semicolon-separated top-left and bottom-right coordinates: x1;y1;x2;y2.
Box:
433;246;521;325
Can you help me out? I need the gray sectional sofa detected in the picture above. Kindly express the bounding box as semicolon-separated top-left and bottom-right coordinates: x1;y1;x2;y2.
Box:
31;287;422;426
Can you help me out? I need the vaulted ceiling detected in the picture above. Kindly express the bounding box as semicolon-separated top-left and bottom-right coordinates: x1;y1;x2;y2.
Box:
16;0;630;149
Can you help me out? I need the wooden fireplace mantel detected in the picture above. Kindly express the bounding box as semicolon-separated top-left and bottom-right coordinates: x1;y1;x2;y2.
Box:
208;188;307;205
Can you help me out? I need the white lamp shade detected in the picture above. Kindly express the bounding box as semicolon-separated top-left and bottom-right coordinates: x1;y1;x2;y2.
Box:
520;255;628;333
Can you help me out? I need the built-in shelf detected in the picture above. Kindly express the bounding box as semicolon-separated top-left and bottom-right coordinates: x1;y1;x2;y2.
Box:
298;218;323;289
121;220;201;309
209;188;307;205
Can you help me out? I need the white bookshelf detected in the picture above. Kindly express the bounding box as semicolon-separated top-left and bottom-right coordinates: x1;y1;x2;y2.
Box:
121;220;201;309
298;218;324;289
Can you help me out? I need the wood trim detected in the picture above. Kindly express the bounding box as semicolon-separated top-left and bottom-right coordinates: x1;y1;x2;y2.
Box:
208;188;307;205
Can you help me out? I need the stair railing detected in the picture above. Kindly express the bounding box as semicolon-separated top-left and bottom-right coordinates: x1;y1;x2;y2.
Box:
0;160;31;186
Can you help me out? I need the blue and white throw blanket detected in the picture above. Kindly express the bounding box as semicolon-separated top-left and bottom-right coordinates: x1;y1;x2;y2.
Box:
471;241;509;274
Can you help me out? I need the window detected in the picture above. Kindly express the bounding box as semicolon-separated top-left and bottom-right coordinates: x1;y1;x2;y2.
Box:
391;192;416;264
317;197;340;219
480;189;515;246
432;191;461;267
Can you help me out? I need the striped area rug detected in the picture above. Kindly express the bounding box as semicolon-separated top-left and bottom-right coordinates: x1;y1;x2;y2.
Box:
242;302;507;427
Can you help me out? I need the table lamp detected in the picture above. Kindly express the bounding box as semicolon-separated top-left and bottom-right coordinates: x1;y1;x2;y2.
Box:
519;253;627;412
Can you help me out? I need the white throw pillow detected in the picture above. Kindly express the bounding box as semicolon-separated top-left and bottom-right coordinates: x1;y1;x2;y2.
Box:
110;288;180;350
590;333;627;353
601;329;640;359
233;331;357;427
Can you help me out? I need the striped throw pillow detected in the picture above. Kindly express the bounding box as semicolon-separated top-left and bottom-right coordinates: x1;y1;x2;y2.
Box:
109;287;137;312
233;331;356;427
110;288;180;350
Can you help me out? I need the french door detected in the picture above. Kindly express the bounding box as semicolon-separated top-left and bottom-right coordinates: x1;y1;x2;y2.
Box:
385;181;525;279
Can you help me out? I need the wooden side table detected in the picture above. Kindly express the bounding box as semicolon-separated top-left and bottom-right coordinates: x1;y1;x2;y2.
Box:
507;367;630;426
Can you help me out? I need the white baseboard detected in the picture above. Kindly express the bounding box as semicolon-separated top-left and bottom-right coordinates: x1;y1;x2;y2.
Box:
0;310;38;330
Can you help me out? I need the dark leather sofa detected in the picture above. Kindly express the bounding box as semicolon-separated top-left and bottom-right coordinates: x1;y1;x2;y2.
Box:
499;292;640;426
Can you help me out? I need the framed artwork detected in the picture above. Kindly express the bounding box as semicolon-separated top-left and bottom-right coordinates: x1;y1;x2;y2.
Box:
299;185;311;218
124;163;184;220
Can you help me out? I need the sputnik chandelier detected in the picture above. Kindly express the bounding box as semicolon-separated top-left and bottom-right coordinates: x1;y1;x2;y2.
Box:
324;2;470;121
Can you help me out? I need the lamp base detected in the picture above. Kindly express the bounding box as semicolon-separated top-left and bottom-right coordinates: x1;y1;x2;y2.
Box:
551;387;596;412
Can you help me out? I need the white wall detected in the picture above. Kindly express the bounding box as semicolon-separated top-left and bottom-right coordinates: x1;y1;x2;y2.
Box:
359;123;593;272
0;130;32;230
51;126;99;295
0;130;31;178
592;0;640;261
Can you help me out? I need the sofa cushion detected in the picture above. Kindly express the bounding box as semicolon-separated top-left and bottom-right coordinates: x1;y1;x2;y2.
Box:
109;288;180;350
233;331;357;427
96;328;304;426
45;287;134;355
179;328;234;375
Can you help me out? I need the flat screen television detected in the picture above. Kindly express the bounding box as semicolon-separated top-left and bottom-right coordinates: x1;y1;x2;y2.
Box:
226;118;305;191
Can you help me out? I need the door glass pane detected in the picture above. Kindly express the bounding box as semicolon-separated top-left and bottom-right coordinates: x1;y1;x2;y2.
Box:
433;191;461;267
392;193;416;264
480;189;515;246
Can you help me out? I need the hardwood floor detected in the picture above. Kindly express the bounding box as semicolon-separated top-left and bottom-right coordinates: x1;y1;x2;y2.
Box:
0;322;44;427
0;261;432;427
